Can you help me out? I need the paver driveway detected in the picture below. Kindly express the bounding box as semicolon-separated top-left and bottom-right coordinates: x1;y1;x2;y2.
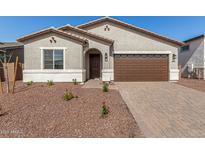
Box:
116;82;205;137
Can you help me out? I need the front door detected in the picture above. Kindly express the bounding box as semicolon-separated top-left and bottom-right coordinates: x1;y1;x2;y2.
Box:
89;54;100;79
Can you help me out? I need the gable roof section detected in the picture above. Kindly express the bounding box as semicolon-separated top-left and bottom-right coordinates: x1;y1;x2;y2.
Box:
17;27;87;44
77;17;185;46
58;25;114;44
184;34;205;43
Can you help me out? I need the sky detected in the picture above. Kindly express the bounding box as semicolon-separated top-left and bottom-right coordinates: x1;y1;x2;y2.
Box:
0;16;205;42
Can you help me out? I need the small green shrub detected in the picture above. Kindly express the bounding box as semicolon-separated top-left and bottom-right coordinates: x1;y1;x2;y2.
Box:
63;89;76;101
72;78;78;85
27;81;33;86
101;102;109;118
47;80;54;86
102;82;109;92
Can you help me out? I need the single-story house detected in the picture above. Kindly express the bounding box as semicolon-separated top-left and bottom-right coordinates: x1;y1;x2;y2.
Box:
0;42;24;81
17;17;184;82
179;34;205;79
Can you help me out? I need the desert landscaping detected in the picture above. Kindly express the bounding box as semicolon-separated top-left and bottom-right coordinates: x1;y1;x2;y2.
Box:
0;81;144;138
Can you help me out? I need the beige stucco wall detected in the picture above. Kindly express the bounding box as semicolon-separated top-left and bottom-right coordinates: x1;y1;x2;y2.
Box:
82;22;180;70
22;21;182;82
23;32;83;70
63;29;112;70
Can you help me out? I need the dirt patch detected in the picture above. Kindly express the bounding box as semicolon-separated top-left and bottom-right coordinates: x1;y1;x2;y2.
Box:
0;81;143;138
177;78;205;92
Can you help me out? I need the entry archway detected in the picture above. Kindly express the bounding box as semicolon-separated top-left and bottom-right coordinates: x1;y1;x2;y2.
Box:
85;48;102;80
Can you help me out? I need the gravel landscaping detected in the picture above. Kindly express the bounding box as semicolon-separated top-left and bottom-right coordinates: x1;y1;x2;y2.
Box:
0;81;143;138
177;78;205;92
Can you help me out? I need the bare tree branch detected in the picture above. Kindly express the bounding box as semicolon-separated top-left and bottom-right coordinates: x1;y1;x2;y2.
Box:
0;58;3;65
7;52;13;63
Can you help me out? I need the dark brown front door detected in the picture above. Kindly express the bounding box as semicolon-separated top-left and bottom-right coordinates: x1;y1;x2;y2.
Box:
89;54;100;79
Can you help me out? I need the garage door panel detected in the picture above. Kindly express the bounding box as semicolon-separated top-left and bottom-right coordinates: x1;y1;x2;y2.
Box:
115;67;168;70
114;54;169;81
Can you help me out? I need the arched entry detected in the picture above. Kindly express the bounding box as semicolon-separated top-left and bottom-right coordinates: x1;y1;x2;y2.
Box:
85;48;102;80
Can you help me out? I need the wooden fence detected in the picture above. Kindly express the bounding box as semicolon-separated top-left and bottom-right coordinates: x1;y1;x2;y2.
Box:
0;62;23;82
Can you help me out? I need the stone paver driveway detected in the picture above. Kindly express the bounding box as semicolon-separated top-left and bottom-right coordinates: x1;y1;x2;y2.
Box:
116;82;205;137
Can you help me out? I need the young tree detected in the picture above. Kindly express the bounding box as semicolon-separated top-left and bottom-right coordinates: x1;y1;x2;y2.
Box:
0;50;13;93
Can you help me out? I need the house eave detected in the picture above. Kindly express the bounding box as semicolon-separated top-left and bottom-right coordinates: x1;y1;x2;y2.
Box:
17;28;87;45
58;25;114;44
77;17;184;47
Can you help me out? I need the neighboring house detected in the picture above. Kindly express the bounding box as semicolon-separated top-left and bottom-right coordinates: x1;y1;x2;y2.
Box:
17;17;184;82
179;35;205;79
0;42;24;63
0;42;24;81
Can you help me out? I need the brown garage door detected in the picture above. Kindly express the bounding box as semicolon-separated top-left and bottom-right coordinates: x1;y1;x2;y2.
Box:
114;54;169;81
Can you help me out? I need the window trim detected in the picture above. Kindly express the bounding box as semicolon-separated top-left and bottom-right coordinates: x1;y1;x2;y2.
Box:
181;45;189;52
40;47;66;70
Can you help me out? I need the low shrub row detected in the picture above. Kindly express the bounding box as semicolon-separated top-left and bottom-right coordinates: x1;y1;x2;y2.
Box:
26;80;110;118
26;78;79;87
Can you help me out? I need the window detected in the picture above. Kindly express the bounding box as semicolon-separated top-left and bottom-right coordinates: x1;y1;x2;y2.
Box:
181;45;189;52
43;49;64;69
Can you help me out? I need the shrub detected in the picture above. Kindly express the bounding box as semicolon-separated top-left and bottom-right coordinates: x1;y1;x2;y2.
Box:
63;89;77;101
101;102;109;118
102;82;109;92
27;81;33;86
47;80;54;86
72;78;78;85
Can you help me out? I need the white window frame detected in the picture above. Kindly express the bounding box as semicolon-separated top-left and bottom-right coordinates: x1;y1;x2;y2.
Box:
40;47;66;70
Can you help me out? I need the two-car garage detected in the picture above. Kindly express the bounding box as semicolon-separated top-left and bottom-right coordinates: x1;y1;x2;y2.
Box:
114;53;169;81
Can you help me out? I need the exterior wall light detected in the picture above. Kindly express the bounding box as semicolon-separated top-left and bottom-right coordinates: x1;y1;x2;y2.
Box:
105;53;108;62
172;54;176;62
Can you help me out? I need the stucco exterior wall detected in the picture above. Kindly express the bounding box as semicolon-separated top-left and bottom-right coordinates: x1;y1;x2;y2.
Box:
22;32;87;82
63;29;112;69
22;20;182;82
63;29;113;81
23;32;83;70
82;22;180;70
179;38;205;79
179;38;204;68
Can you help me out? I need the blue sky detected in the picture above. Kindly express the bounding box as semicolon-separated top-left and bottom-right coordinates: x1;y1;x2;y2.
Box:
0;16;205;42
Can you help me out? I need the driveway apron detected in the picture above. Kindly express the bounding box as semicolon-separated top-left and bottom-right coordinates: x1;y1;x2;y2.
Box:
116;82;205;137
